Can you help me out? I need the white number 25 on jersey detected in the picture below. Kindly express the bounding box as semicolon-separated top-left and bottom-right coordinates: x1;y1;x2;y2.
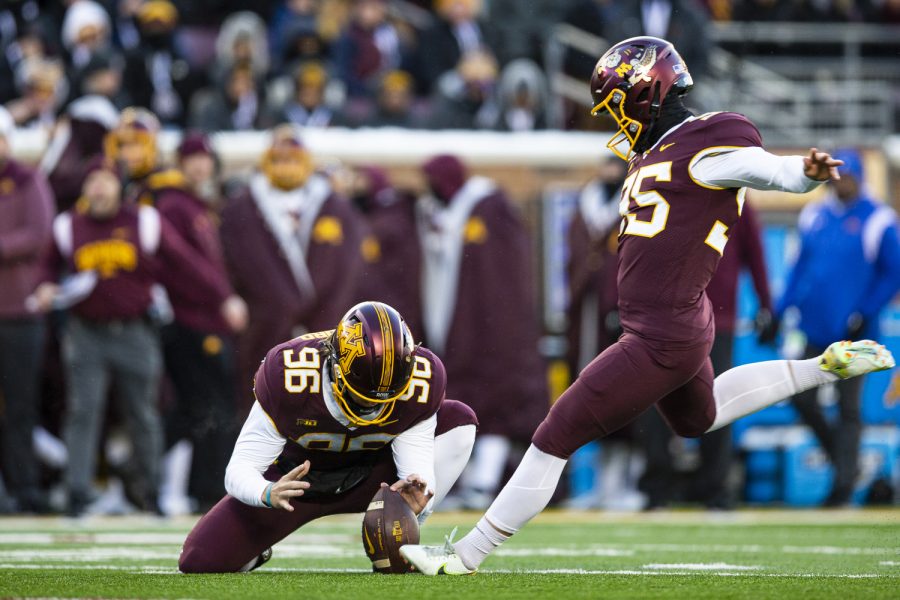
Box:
619;160;743;255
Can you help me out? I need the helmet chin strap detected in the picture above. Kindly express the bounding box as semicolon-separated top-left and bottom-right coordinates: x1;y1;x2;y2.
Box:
634;93;693;154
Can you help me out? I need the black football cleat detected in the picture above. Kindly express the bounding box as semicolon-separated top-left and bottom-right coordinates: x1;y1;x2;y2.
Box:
240;547;273;572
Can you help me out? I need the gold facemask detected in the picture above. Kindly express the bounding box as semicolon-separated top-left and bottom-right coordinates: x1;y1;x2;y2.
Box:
330;360;413;427
591;88;643;161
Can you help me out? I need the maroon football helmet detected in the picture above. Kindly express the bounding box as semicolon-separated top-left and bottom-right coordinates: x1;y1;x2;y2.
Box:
590;36;693;160
325;301;417;426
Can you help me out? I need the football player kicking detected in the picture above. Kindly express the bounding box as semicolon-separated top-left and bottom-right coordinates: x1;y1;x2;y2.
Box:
179;301;477;573
401;36;896;575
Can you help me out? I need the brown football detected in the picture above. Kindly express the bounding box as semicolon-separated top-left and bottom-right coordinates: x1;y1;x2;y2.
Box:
361;485;420;574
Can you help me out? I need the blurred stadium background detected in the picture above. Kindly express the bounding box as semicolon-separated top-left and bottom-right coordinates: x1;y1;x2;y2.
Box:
0;0;899;525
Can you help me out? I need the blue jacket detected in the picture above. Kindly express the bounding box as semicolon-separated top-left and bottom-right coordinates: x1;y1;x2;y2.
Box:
777;194;900;348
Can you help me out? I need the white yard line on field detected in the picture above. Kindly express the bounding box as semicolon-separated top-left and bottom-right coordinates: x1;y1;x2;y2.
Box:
0;532;354;545
0;544;362;562
621;543;900;556
485;569;896;579
0;564;176;572
483;543;900;557
642;563;761;571
1;564;898;579
2;541;898;565
495;548;633;557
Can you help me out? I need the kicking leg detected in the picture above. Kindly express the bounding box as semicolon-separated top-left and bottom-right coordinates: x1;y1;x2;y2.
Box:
402;335;709;574
706;340;894;432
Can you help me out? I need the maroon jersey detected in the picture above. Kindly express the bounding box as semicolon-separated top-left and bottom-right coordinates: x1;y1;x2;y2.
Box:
253;331;446;470
41;204;230;322
616;112;763;343
155;181;233;334
0;160;54;319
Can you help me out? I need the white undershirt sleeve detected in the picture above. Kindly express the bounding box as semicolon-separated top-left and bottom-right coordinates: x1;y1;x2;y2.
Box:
391;413;437;523
690;146;823;194
224;401;287;507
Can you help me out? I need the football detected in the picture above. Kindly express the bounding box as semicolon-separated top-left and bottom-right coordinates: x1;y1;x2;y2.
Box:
361;485;420;574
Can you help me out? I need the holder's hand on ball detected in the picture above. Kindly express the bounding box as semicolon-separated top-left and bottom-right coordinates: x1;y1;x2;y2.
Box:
386;475;433;515
263;461;311;511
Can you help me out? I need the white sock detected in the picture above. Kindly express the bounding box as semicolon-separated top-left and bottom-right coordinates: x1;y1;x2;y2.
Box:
453;444;567;570
707;357;838;432
159;439;193;516
432;424;477;507
461;434;512;493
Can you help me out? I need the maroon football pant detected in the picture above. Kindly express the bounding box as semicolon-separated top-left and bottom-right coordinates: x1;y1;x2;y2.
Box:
179;399;477;573
533;332;716;459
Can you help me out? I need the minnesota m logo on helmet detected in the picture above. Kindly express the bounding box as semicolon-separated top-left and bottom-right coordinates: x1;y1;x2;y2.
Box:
337;321;365;374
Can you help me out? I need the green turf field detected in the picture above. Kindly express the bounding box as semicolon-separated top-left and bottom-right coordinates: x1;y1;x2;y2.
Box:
1;510;898;599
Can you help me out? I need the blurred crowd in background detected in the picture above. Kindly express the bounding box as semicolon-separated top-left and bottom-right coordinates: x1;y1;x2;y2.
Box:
0;0;898;518
2;0;900;135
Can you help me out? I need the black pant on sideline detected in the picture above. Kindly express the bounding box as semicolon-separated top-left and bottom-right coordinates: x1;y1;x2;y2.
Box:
791;342;863;505
162;322;238;509
638;332;735;509
0;318;46;510
692;332;734;508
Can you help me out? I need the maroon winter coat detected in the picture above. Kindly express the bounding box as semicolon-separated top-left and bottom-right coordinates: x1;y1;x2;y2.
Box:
351;167;422;334
0;160;54;319
704;202;772;333
565;205;620;374
442;192;549;440
411;157;548;440
155;179;234;334
220;177;368;414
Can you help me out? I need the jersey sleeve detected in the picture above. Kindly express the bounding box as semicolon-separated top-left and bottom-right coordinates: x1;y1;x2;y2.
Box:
690;147;821;193
703;112;763;148
688;114;820;193
224;401;286;507
419;348;446;422
391;413;437;522
253;345;285;436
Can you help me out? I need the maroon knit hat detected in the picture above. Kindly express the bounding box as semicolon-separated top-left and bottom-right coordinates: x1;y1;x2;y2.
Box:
422;154;467;202
177;131;215;161
83;154;122;179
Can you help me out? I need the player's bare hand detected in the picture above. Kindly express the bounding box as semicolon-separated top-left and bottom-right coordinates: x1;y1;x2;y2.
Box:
803;148;844;181
386;475;433;515
29;282;60;313
220;295;248;333
264;460;311;511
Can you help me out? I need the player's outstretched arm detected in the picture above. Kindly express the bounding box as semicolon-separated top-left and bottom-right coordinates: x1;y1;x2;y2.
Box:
690;146;845;193
262;461;311;511
802;147;844;181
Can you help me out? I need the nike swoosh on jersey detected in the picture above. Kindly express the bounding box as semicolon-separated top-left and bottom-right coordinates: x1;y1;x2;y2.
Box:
659;142;676;151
